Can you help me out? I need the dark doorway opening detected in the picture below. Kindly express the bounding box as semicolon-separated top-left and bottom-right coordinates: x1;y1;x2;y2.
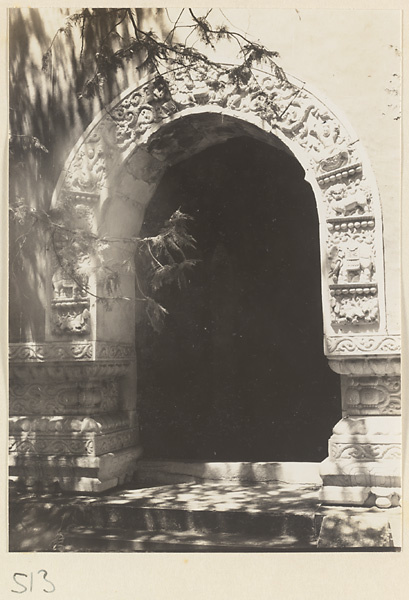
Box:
136;136;340;461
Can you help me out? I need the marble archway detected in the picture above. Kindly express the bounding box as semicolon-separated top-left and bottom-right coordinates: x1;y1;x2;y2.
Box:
9;62;401;505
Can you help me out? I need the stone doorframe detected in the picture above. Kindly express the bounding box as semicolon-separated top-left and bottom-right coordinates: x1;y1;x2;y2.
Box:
9;62;401;504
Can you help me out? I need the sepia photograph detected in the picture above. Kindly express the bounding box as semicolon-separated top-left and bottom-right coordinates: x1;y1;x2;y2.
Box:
8;6;402;558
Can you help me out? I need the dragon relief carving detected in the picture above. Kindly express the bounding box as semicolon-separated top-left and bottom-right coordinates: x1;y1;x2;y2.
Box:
62;67;361;191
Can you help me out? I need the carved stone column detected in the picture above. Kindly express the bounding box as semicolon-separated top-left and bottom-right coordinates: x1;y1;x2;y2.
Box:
320;353;401;507
9;343;142;492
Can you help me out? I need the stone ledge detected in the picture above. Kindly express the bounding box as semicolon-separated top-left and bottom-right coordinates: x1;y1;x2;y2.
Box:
320;484;401;508
332;416;401;436
320;457;401;488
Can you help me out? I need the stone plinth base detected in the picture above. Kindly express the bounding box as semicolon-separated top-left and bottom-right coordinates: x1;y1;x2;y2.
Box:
9;344;141;492
320;416;401;507
321;357;402;507
9;446;143;492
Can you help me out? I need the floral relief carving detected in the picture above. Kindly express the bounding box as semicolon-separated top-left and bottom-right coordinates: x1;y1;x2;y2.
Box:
325;335;401;355
330;292;379;325
9;428;138;456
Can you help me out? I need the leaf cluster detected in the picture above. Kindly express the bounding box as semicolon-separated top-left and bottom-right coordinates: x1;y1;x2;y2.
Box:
9;201;199;333
41;8;284;101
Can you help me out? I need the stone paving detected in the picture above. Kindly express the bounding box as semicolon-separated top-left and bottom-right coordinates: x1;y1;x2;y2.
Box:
106;481;321;513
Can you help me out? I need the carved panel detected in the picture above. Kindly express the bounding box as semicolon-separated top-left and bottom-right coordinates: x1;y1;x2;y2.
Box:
344;377;401;415
330;287;379;325
9;412;130;433
9;428;138;457
52;306;91;336
9;344;46;362
96;343;136;359
325;335;401;355
9;342;135;362
327;232;376;286
330;443;401;461
64;127;109;193
324;178;373;217
9;380;120;416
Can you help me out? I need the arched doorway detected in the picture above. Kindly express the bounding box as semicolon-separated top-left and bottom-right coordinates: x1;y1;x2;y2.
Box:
136;136;340;461
9;63;400;506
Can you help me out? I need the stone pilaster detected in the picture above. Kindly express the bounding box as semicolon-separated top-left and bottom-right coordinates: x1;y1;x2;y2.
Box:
320;355;401;507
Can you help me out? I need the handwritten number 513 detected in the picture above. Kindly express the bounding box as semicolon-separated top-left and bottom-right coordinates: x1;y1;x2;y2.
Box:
12;571;55;594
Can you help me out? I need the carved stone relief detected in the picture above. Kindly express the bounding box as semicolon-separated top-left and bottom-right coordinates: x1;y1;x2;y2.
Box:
9;412;130;433
9;428;138;457
343;377;401;415
328;233;375;285
51;62;386;346
330;289;379;325
52;306;91;336
325;179;372;217
330;443;401;461
64;128;108;193
9;342;136;362
9;380;120;415
325;335;401;355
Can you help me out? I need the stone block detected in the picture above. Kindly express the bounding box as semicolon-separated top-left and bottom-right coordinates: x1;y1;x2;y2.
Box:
9;446;143;492
317;511;395;548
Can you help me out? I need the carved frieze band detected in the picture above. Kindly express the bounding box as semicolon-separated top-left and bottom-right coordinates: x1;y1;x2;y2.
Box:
330;443;401;461
325;335;401;356
9;413;130;433
9;427;139;457
9;342;136;362
9;380;120;416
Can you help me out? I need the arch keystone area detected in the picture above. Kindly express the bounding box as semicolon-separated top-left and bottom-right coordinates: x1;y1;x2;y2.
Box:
9;62;401;504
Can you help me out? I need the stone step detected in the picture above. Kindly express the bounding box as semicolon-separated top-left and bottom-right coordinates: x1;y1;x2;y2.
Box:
10;481;401;552
134;459;322;487
61;482;320;547
61;526;316;552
